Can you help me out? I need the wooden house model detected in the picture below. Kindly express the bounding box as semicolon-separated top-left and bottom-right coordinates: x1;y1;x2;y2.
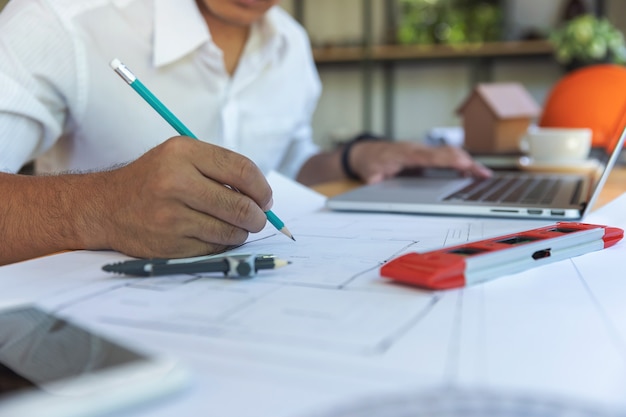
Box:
456;82;541;154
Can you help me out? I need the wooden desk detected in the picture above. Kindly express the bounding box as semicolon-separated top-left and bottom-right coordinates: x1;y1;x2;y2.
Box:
312;166;626;211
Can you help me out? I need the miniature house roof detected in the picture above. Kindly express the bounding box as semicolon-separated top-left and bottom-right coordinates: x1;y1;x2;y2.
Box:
456;82;541;119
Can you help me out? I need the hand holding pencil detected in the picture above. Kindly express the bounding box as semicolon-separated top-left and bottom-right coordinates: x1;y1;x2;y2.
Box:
81;59;294;261
98;135;275;259
110;58;294;241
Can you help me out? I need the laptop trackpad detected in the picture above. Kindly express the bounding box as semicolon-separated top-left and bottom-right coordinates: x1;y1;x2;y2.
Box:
366;177;472;202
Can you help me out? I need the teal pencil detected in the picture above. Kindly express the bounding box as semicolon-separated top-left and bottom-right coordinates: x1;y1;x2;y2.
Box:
110;58;294;241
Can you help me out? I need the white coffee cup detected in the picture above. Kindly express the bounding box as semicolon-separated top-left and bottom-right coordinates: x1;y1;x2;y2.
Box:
519;126;592;163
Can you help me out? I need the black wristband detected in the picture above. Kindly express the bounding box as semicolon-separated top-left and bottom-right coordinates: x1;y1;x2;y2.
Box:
340;133;381;181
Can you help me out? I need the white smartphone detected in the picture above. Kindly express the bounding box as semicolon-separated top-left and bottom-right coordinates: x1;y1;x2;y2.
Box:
0;301;188;417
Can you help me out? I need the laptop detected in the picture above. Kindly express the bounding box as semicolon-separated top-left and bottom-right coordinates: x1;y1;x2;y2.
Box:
326;126;626;220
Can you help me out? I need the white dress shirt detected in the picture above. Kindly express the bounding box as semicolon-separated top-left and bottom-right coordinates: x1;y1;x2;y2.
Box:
0;0;321;179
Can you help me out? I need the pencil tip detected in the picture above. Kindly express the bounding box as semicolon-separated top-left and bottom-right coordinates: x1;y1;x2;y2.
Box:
279;226;295;241
274;259;291;269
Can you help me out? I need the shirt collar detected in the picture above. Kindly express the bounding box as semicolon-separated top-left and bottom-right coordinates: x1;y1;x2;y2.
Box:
153;2;288;69
244;8;287;68
153;0;210;68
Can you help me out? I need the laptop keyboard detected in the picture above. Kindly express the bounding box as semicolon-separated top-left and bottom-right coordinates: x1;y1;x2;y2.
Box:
444;175;569;205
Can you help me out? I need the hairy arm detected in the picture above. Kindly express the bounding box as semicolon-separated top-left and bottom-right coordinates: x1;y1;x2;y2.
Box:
0;137;273;266
0;171;108;265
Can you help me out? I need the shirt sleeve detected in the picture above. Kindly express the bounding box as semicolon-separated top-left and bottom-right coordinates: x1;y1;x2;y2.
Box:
0;112;44;173
273;13;323;179
275;122;320;180
0;0;77;173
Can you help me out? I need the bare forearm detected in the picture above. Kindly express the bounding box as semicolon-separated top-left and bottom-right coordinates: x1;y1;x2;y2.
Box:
296;148;345;186
298;140;492;186
0;172;109;266
0;137;275;266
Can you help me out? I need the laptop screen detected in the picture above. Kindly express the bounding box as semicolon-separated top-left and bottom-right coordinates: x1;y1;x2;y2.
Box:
582;125;626;217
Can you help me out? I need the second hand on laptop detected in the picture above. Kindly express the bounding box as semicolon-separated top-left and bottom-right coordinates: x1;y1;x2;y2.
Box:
110;58;294;241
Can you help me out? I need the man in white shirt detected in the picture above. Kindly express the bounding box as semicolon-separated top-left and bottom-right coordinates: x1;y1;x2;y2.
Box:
0;0;489;265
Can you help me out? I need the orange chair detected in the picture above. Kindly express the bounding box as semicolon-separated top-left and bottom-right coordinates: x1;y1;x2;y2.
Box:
539;64;626;152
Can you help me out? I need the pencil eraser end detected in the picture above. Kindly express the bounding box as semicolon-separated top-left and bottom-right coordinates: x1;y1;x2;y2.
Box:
110;58;122;70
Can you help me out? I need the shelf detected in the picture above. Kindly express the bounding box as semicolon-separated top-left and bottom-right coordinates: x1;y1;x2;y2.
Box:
311;38;557;137
313;40;554;64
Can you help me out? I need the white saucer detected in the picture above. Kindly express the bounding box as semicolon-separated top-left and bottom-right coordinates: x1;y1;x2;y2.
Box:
517;157;602;174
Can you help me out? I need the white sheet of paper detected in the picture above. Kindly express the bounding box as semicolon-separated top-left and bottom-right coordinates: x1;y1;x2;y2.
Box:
2;173;626;417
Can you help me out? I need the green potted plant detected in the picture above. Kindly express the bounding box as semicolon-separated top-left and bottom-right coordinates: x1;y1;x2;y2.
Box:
396;0;502;45
550;14;626;71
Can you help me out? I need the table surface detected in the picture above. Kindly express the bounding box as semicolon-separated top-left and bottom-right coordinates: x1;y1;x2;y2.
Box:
312;165;626;211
